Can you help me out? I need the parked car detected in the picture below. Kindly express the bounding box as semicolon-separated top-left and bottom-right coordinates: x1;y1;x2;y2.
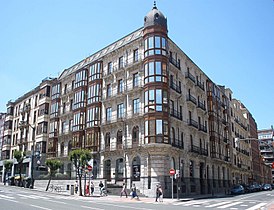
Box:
246;184;256;193
253;183;262;192
231;185;245;195
262;184;272;191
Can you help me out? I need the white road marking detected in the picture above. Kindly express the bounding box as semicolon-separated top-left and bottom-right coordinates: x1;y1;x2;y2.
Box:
30;205;52;210
0;194;14;199
205;201;231;207
217;201;242;208
245;203;267;210
81;205;105;210
0;197;18;203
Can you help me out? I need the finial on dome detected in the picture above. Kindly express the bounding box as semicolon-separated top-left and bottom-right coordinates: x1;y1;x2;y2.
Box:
153;1;157;9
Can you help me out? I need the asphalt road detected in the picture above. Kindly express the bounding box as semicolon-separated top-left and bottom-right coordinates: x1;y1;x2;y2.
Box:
0;185;274;210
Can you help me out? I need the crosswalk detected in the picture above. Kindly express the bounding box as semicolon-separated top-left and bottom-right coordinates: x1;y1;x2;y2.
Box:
0;192;270;209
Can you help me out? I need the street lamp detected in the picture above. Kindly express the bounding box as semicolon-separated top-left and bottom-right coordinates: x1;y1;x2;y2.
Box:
19;120;36;188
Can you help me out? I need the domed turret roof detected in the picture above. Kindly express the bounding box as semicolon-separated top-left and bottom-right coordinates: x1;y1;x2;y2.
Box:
144;2;167;30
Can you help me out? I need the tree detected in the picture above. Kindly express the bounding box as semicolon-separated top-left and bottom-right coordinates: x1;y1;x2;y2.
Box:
45;159;62;191
14;150;24;186
4;160;13;185
69;149;92;196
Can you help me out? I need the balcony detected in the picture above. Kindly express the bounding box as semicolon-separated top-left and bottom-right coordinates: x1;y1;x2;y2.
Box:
196;80;205;91
187;119;199;129
170;81;181;94
170;109;182;120
185;71;196;83
186;94;197;105
197;101;206;111
169;57;181;70
189;145;208;156
171;138;183;149
199;124;207;133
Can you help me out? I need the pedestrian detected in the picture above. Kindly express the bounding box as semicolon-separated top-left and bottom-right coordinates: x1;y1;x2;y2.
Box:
120;183;128;198
75;180;78;194
158;185;163;202
99;181;104;196
155;184;159;202
130;183;139;200
86;182;90;195
90;181;94;195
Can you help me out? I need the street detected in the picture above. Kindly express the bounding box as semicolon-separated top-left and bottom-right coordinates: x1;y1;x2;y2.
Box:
0;185;274;210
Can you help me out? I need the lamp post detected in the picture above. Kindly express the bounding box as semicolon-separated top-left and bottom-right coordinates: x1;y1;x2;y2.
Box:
19;120;36;189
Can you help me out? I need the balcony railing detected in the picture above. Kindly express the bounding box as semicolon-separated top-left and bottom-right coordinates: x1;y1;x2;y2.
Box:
186;94;197;105
169;57;181;70
196;80;205;91
187;119;199;129
185;71;196;83
171;138;183;149
170;81;181;94
199;124;207;133
189;145;208;156
170;109;182;120
197;101;206;111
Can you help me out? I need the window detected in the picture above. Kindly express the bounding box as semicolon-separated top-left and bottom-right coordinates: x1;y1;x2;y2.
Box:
87;83;101;104
144;89;168;113
87;107;101;127
73;90;85;109
37;122;48;135
133;73;139;87
107;84;112;98
119;56;124;69
106;107;112;122
63;103;66;114
51;83;60;100
74;70;87;88
105;132;111;147
133;49;139;62
118;79;123;93
117;103;124;119
89;62;101;81
144;61;167;84
190;160;194;177
108;62;113;74
72;112;84;131
144;119;168;144
117;130;123;145
144;35;167;57
133;98;140;114
50;102;59;118
132;126;139;143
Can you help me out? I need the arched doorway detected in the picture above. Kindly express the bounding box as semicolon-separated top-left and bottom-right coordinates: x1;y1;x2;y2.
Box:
115;158;124;182
132;156;141;181
104;160;111;181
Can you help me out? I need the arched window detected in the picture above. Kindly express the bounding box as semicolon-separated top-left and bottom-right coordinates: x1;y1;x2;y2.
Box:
116;158;124;181
117;130;123;149
132;126;139;146
60;142;64;157
105;132;110;150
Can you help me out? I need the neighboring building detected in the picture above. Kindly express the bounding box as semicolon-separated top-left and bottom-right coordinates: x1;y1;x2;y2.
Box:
1;3;267;197
258;127;274;183
0;77;56;181
0;113;6;182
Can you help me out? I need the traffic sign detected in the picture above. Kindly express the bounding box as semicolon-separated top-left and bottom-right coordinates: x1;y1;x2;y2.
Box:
169;168;175;175
87;165;93;171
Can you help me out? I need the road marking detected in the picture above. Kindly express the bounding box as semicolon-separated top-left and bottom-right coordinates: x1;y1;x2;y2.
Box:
245;203;267;210
30;205;52;210
180;200;210;206
240;204;248;206
81;205;105;210
0;197;18;203
205;201;231;207
48;199;66;204
217;201;242;208
0;194;14;199
87;201;154;210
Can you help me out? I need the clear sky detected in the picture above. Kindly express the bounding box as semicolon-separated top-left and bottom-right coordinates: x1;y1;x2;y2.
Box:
0;0;273;130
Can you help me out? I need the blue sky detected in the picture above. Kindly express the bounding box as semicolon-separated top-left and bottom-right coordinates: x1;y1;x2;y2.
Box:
0;0;273;130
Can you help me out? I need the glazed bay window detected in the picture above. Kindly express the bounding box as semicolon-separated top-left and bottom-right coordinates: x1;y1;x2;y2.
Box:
74;69;87;88
144;119;168;143
51;83;60;100
144;35;167;57
87;107;100;127
50;102;59;118
72;112;84;131
144;61;167;84
117;103;124;119
133;98;140;114
87;83;101;104
49;121;58;138
106;107;112;122
37;122;48;135
144;89;168;113
89;62;101;81
73;90;85;109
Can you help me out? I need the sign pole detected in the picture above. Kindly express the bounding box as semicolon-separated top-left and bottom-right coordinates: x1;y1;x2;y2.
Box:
172;175;174;200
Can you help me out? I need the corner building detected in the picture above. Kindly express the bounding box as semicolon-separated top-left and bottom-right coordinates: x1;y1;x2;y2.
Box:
47;5;237;197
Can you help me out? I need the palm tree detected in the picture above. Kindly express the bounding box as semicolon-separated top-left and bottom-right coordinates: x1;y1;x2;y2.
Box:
4;160;13;185
45;159;62;191
69;149;92;196
14;150;24;186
